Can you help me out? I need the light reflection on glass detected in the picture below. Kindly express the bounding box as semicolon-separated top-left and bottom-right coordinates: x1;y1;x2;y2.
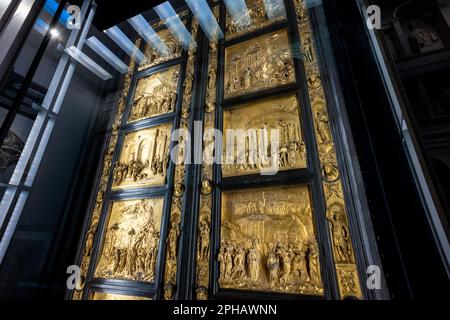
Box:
185;0;223;42
154;1;196;50
128;14;170;56
262;0;286;20
223;0;252;29
104;26;146;64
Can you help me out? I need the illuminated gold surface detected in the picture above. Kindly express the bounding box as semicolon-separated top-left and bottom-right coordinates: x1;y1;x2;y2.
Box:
226;0;286;40
222;94;306;177
129;65;179;123
219;186;323;295
162;18;200;300
294;0;362;299
195;6;219;300
95;198;164;282
112;123;172;190
139;28;182;71
224;29;295;98
72;39;141;300
92;292;151;300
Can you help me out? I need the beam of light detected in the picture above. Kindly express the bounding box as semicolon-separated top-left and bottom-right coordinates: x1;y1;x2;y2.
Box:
223;0;252;29
104;26;146;64
34;18;49;36
85;37;129;74
185;0;223;42
154;1;196;50
128;14;169;56
65;46;113;80
262;0;286;20
43;0;71;26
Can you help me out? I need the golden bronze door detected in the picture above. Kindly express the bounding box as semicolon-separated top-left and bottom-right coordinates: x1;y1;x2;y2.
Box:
70;0;367;300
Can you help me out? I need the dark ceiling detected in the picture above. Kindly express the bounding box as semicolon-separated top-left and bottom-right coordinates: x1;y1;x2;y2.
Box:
73;0;186;30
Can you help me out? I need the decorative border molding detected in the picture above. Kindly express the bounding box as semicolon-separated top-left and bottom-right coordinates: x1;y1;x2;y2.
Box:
294;0;362;299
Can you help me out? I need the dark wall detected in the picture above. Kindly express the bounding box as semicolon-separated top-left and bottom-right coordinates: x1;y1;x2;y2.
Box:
323;0;450;298
0;68;104;299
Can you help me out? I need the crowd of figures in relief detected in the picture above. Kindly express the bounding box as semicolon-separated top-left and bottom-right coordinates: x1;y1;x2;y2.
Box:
226;0;286;40
95;198;164;282
112;124;171;189
224;29;295;98
223;94;306;177
219;186;323;295
129;66;179;122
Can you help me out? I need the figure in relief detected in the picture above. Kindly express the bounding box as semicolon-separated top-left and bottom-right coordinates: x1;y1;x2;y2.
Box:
219;186;323;295
129;66;179;122
112;124;171;189
95;198;164;282
329;204;353;264
223;94;307;177
224;30;295;98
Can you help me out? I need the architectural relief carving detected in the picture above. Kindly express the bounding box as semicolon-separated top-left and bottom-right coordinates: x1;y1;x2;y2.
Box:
163;18;199;301
95;198;164;282
72;40;141;300
196;6;219;300
219;186;323;295
129;65;179;122
112;123;172;190
294;0;362;299
226;0;286;40
224;29;295;98
222;94;306;177
139;28;183;71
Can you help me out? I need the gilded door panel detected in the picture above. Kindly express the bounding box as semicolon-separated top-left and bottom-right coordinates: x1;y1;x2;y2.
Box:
225;0;286;40
128;65;180;123
138;28;183;71
222;93;307;177
112;123;172;190
95;198;164;282
224;29;295;99
219;185;323;295
91;292;152;300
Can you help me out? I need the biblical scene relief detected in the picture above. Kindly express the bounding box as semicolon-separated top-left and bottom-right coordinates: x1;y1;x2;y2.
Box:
224;29;295;98
138;28;183;71
95;198;164;282
226;0;286;39
219;186;323;295
92;292;151;300
223;94;306;177
112;123;172;190
129;65;179;123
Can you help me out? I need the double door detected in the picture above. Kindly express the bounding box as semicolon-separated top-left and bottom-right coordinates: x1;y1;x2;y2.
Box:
71;0;365;301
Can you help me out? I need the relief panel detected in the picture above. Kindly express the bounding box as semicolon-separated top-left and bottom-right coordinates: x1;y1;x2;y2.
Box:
91;292;151;300
226;0;286;40
219;186;323;295
95;198;164;282
128;65;180;123
222;94;307;177
224;29;295;98
138;28;183;71
112;123;172;190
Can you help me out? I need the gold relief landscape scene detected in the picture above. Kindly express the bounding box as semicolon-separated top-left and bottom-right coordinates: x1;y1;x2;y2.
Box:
95;198;164;282
224;29;295;98
139;28;182;71
226;0;286;40
129;65;179;123
223;94;307;177
112;123;172;190
219;186;323;295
